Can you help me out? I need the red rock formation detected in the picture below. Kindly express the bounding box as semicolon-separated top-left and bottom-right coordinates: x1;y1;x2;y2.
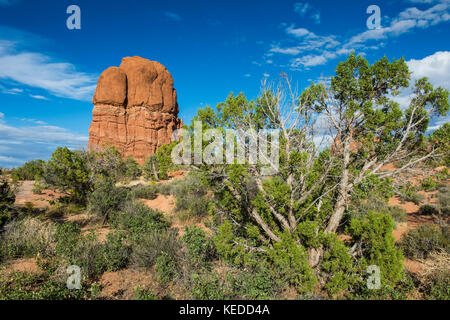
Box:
88;57;183;164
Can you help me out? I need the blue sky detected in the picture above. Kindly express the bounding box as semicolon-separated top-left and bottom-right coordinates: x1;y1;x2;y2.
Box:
0;0;449;167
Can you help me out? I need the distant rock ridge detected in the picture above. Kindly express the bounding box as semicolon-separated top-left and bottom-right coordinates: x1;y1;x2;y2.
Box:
88;56;183;164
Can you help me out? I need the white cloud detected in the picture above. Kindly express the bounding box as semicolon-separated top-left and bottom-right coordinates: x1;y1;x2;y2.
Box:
0;114;88;167
268;0;450;70
0;37;97;101
294;2;321;24
407;51;450;88
29;94;49;100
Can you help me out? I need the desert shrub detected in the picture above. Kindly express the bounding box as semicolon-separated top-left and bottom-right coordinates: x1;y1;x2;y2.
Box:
190;271;227;300
169;174;209;218
437;186;449;217
418;204;439;216
111;201;169;240
124;157;142;180
421;177;438;192
0;172;15;228
398;183;425;205
352;174;394;201
225;265;285;299
267;232;317;294
143;142;177;181
319;233;359;298
399;224;449;259
156;251;179;285
10;160;45;181
87;177;129;223
134;287;157;300
130;184;158;200
32;179;46;195
348;212;404;287
1;217;56;259
429;122;450;166
101;231;131;272
0;271;87;300
416;251;449;300
88;145;126;181
190;264;283;300
347;197;407;224
182;226;216;269
131;229;180;268
43;147;92;204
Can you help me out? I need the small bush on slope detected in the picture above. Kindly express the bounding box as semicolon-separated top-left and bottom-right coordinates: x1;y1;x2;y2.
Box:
399;224;449;259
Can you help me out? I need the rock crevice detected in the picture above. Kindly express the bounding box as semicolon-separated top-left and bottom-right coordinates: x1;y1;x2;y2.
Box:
88;57;183;164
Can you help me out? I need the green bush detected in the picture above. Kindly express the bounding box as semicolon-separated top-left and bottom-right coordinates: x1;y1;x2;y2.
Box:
399;224;449;259
156;251;179;285
0;271;87;300
182;226;216;269
10;160;45;181
437;186;449;217
0;172;15;228
43;147;92;204
111;201;169;240
267;232;317;294
101;231;131;271
168;174;209;218
130;184;158;200
87;177;129;223
348;212;404;287
421;177;438;192
131;229;180;268
143;142;178;181
124;157;142;180
348;197;407;224
418;204;439;216
134;287;157;300
1;217;56;259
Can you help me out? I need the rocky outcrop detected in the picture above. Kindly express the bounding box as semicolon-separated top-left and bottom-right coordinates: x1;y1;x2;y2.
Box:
88;57;183;164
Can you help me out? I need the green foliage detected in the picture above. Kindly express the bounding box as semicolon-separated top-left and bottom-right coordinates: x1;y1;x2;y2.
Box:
134;287;157;300
418;204;439;216
0;271;87;300
399;224;449;259
348;212;404;287
182;226;216;269
43;147;92;204
11;160;45;181
267;232;317;294
320;233;358;297
0;171;15;228
429;123;450;166
347;197;407;225
87;177;129;223
143;142;178;181
130;184;158;200
170;174;209;218
156;251;179;285
101;231;131;271
352;175;394;202
88;145;126;181
111;201;169;241
1;217;56;259
420;177;437;192
437;186;450;217
398;183;425;205
124;157;142;180
131;229;180;269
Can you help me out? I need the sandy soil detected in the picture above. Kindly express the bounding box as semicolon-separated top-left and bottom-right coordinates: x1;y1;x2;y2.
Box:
1;258;39;275
14;181;65;209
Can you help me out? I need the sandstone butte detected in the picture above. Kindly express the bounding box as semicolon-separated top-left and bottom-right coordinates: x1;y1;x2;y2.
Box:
88;56;183;164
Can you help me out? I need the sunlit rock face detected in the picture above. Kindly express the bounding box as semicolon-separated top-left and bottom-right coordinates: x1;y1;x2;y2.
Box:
88;56;183;164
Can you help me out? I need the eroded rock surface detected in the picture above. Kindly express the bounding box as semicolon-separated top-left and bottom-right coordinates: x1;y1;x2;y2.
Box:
88;57;182;164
